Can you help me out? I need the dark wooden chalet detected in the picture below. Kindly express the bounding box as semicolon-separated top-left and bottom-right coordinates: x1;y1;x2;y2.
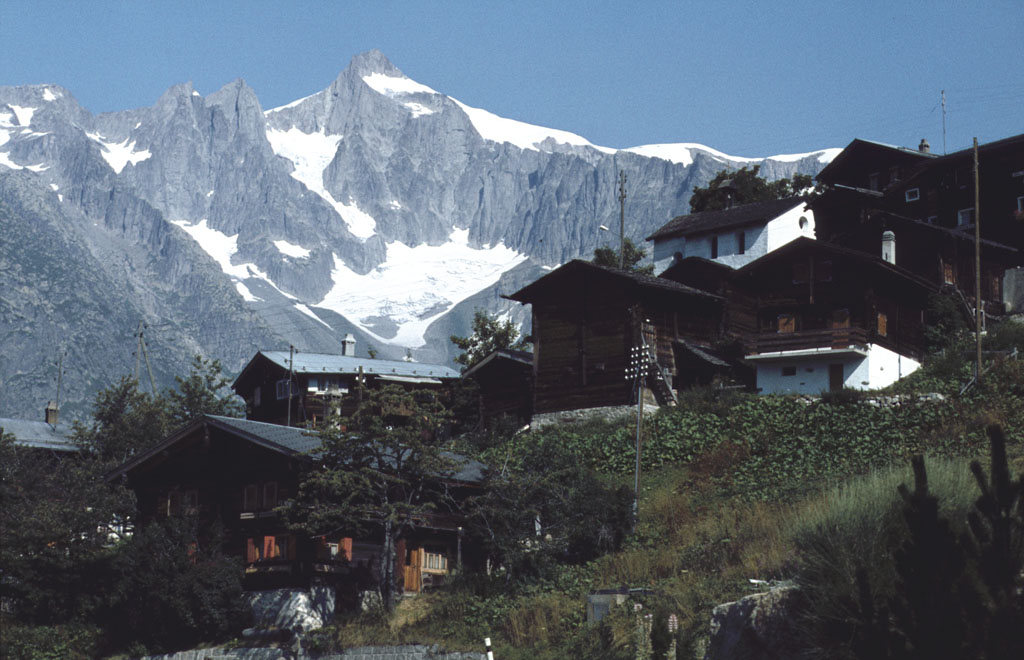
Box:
460;348;534;424
106;414;483;594
233;351;461;427
731;237;934;394
813;134;1022;317
506;260;725;414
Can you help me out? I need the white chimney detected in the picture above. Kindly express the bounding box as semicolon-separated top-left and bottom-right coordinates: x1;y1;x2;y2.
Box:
45;400;59;426
341;333;356;356
918;138;930;153
882;231;896;264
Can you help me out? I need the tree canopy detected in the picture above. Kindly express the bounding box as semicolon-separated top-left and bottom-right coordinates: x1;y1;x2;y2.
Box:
281;385;455;611
592;237;655;275
689;165;815;213
451;309;529;370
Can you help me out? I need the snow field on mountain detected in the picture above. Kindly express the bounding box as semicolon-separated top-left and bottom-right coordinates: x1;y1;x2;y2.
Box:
264;126;377;239
624;143;843;166
273;239;310;259
85;131;152;174
318;228;528;347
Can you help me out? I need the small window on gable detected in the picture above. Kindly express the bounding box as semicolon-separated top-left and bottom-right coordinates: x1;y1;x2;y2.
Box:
778;314;796;333
957;208;974;226
868;172;880;191
243;484;259;511
263;482;278;510
792;262;809;284
736;231;746;255
253;386;261;407
889;166;901;184
816;259;833;282
184;489;199;514
943;261;956;284
927;215;938;225
276;379;292;400
877;312;888;337
905;188;920;202
710;235;719;259
782;366;797;377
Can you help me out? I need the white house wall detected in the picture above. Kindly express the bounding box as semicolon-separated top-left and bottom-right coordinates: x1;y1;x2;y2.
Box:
652;204;814;273
754;342;920;395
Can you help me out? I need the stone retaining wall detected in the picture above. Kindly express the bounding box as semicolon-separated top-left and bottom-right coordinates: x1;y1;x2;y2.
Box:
138;644;482;660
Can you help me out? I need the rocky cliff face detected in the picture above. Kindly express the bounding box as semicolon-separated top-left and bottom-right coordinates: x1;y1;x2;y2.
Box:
0;50;833;419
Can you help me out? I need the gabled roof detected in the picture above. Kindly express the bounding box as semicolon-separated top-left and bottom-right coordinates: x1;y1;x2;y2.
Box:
815;138;937;186
646;197;807;241
733;236;935;292
506;259;722;305
0;418;77;452
886;132;1024;194
106;414;485;484
234;350;460;389
461;348;533;380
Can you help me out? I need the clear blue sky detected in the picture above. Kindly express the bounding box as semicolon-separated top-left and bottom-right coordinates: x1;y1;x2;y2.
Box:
2;1;1021;156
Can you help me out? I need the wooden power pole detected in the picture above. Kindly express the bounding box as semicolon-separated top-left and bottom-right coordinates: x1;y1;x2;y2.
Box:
617;170;627;269
974;138;983;383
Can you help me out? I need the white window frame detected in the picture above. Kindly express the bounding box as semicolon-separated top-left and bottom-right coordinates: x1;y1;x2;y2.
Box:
275;378;292;400
904;188;920;202
957;208;974;226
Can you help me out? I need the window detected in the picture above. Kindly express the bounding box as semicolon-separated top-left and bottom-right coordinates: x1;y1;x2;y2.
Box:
792;262;809;284
243;484;259;511
905;188;920;202
868;172;880;191
831;308;850;329
423;547;448;573
816;259;833;282
782;366;797;377
957;208;974;226
710;235;719;259
889;166;901;184
1017;196;1024;212
778;314;796;333
183;489;199;515
991;274;1002;300
926;215;938;225
275;379;292;400
877;312;888;337
166;490;181;516
943;261;956;284
736;231;745;255
253;386;261;407
263;482;278;510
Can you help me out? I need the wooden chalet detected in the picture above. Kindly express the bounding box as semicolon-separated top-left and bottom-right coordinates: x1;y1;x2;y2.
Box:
233;350;461;427
732;237;934;394
460;348;533;424
506;260;726;414
813;134;1023;317
106;414;484;595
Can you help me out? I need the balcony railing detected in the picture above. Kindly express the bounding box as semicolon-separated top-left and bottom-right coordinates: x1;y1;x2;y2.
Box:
747;327;869;355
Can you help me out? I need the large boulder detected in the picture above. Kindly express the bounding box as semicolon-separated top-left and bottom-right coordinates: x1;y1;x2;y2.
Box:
703;585;806;660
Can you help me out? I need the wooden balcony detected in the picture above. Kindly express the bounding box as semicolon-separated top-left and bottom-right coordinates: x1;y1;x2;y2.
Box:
746;327;869;358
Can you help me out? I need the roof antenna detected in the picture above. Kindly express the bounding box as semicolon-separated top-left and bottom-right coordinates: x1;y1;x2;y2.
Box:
941;90;947;155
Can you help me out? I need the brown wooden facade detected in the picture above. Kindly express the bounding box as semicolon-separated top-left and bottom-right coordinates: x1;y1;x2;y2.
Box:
461;349;534;423
732;238;933;362
507;260;724;414
107;415;478;596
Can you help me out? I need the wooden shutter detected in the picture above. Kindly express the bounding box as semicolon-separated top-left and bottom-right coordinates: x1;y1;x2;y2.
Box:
263;536;277;559
246;537;259;562
877;312;888;337
777;315;796;333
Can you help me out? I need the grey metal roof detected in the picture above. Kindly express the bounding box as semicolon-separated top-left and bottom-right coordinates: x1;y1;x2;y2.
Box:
0;418;78;452
205;415;322;454
259;351;460;380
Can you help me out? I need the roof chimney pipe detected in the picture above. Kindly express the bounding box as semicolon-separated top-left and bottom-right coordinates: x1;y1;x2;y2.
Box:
882;230;896;265
45;401;59;426
341;333;356;357
918;138;930;153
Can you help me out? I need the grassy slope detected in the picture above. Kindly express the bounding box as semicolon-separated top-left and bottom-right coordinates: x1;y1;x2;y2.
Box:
306;333;1024;659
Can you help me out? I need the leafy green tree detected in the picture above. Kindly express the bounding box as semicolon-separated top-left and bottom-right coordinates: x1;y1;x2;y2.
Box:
689;165;814;213
593;237;655;275
73;376;172;466
165;354;244;426
281;385;455;612
104;516;249;655
466;433;632;584
451;309;528;370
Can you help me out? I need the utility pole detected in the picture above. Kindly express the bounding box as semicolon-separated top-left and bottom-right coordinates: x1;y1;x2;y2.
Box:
617;170;627;269
974;138;983;383
625;320;649;528
134;321;157;394
287;344;295;427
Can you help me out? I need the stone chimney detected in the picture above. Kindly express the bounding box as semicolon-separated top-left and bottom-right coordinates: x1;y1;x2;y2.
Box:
918;138;930;153
882;230;896;264
45;400;59;426
341;333;356;356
